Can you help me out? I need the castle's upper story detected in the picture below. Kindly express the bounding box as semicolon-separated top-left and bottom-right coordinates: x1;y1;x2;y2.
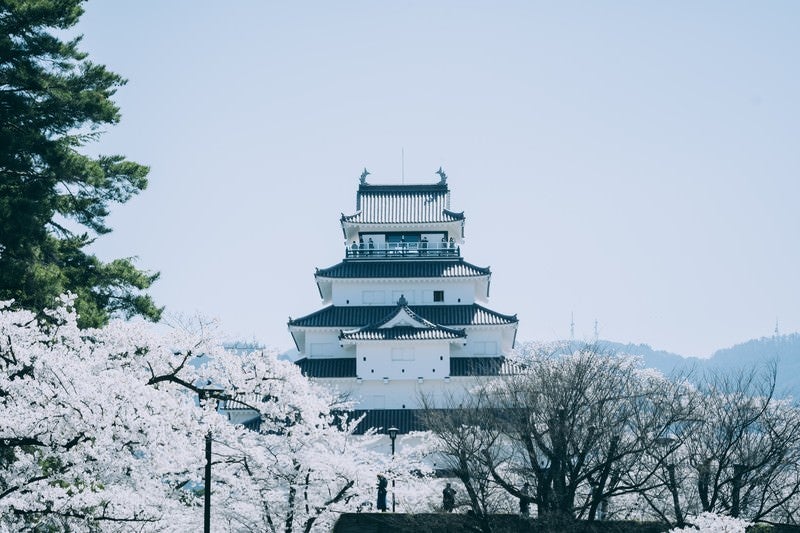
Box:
340;175;465;250
324;173;489;307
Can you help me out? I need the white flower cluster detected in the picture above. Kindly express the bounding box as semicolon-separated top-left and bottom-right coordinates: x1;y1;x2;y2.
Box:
670;512;751;533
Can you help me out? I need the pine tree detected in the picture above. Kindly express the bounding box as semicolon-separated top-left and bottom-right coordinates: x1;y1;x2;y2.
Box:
0;0;161;326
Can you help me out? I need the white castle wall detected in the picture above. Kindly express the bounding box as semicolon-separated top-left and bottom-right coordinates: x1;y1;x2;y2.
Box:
300;327;513;360
304;329;350;358
354;340;453;381
331;279;477;306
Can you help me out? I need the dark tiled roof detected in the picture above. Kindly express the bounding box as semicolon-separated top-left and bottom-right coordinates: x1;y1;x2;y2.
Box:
340;325;466;341
344;409;429;434
341;408;515;435
450;357;521;376
342;408;524;435
289;304;518;328
341;183;464;225
296;357;356;378
240;416;262;432
316;260;490;279
294;356;518;378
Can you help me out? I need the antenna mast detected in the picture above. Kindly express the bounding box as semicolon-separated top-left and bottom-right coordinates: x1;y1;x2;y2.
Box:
570;312;575;341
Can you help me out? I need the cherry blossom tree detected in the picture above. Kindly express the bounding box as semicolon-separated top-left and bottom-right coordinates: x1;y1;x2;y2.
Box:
0;296;203;530
0;297;392;531
186;348;393;533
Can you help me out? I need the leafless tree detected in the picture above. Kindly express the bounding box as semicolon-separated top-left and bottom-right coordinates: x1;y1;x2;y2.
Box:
674;362;800;524
481;342;697;522
421;389;505;533
423;345;800;528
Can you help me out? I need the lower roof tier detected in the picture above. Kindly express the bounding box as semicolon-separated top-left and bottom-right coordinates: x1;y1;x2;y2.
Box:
336;406;525;435
288;303;518;329
296;356;519;379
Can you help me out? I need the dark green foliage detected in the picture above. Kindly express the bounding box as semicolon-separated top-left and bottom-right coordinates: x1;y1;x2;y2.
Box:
755;525;800;533
0;0;161;326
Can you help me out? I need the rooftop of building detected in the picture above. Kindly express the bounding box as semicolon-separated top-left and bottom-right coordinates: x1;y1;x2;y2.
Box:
341;173;465;226
288;303;518;329
336;299;468;341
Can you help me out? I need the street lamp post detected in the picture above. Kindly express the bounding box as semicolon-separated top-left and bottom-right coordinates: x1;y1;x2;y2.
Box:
204;430;212;533
655;436;684;528
199;383;225;533
388;427;399;513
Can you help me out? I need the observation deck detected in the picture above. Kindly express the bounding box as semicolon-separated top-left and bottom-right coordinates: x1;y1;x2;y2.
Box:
344;240;460;259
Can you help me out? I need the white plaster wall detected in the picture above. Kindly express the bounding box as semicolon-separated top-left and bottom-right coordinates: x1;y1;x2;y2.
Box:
449;342;468;357
304;329;348;357
332;279;476;306
300;326;515;360
455;326;516;356
460;329;500;356
355;341;450;380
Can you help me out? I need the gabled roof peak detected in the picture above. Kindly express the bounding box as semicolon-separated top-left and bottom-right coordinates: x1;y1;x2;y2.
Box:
338;295;467;342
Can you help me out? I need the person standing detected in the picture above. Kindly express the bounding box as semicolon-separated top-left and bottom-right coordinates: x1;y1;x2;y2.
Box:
442;482;456;512
519;482;530;516
377;475;388;512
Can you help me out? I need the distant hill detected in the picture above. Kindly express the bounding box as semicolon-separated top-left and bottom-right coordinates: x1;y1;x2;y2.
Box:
597;334;800;397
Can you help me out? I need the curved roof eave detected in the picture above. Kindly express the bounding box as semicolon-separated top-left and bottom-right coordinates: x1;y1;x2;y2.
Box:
314;260;491;280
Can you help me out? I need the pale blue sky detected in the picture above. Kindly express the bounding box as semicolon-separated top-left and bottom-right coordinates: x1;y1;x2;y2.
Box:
76;1;799;357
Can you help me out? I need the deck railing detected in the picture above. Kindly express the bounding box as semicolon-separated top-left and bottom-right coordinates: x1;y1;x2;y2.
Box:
345;241;460;258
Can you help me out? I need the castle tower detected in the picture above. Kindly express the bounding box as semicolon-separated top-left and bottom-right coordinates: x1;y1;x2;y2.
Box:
288;172;518;433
